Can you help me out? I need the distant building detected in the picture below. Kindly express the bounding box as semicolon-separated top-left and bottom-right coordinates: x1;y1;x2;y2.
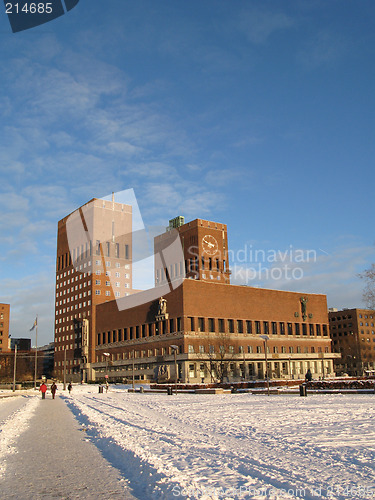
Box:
329;308;375;375
38;342;55;379
0;304;10;353
11;338;31;351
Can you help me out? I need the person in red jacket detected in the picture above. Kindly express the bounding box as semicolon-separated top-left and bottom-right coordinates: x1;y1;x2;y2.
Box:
39;382;47;399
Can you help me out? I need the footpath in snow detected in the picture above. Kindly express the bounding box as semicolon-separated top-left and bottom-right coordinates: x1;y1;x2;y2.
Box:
0;391;136;499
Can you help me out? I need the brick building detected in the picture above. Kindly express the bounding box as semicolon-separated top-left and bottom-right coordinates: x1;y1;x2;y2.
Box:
54;196;134;381
90;217;338;383
0;303;10;352
329;308;375;376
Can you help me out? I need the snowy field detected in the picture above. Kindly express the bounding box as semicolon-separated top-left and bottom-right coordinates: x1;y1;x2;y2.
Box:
1;386;375;499
63;386;375;499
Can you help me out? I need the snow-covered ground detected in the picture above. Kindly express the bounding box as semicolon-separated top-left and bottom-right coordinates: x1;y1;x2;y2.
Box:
1;386;374;499
62;386;375;499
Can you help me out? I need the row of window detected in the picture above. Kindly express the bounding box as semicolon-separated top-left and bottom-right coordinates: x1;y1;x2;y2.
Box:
57;243;130;271
57;262;130;281
56;301;91;319
330;313;374;321
187;344;329;354
97;318;183;345
188;317;328;336
95;291;129;297
96;344;330;363
155;258;228;283
55;312;91;336
95;280;128;287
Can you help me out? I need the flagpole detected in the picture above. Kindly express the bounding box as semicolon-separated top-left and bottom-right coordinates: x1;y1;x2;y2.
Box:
34;316;38;390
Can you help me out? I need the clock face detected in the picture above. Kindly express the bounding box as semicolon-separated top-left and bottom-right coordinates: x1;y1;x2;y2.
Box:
202;234;219;256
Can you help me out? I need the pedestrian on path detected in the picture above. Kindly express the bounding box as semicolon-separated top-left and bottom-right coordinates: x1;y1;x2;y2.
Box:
305;369;312;383
39;382;47;399
68;382;72;395
51;382;57;399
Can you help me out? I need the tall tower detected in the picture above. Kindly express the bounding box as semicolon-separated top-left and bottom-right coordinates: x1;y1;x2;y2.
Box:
154;217;231;287
54;197;133;381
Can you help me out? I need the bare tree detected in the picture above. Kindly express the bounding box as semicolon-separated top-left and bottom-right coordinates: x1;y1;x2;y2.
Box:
197;331;239;383
359;263;375;309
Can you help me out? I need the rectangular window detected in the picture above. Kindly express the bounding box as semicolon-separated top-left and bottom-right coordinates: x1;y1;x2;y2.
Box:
106;242;110;257
188;345;194;353
237;320;243;333
309;324;314;336
323;324;328;336
255;321;260;334
96;240;100;256
198;317;205;332
208;318;215;332
263;321;269;334
199;345;204;353
295;323;300;335
316;324;321;336
302;323;307;335
279;322;285;335
271;322;277;335
115;243;119;258
287;323;292;335
246;321;252;334
228;319;234;333
247;345;253;353
125;244;129;260
218;319;225;333
189;317;195;331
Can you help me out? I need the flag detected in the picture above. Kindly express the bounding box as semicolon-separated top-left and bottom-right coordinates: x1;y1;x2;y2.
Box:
30;318;37;331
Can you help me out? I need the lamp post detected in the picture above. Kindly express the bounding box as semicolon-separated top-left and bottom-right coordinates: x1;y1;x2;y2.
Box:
33;316;38;390
63;347;67;390
170;345;178;395
103;352;110;383
260;335;270;396
12;344;17;392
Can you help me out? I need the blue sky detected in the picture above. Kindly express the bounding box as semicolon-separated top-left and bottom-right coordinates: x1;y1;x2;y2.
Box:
0;0;374;346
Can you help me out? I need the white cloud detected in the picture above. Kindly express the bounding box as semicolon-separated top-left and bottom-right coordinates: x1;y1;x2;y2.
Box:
231;244;373;310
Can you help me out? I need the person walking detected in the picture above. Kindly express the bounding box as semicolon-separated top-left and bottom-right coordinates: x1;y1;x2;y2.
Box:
67;382;72;395
51;382;57;399
39;382;47;399
305;368;312;383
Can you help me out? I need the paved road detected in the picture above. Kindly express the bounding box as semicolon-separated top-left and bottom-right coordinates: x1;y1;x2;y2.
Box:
0;393;137;499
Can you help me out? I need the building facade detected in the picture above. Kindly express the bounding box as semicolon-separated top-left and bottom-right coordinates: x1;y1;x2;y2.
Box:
94;279;337;383
54;197;134;381
90;218;338;383
0;303;10;352
329;308;375;376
